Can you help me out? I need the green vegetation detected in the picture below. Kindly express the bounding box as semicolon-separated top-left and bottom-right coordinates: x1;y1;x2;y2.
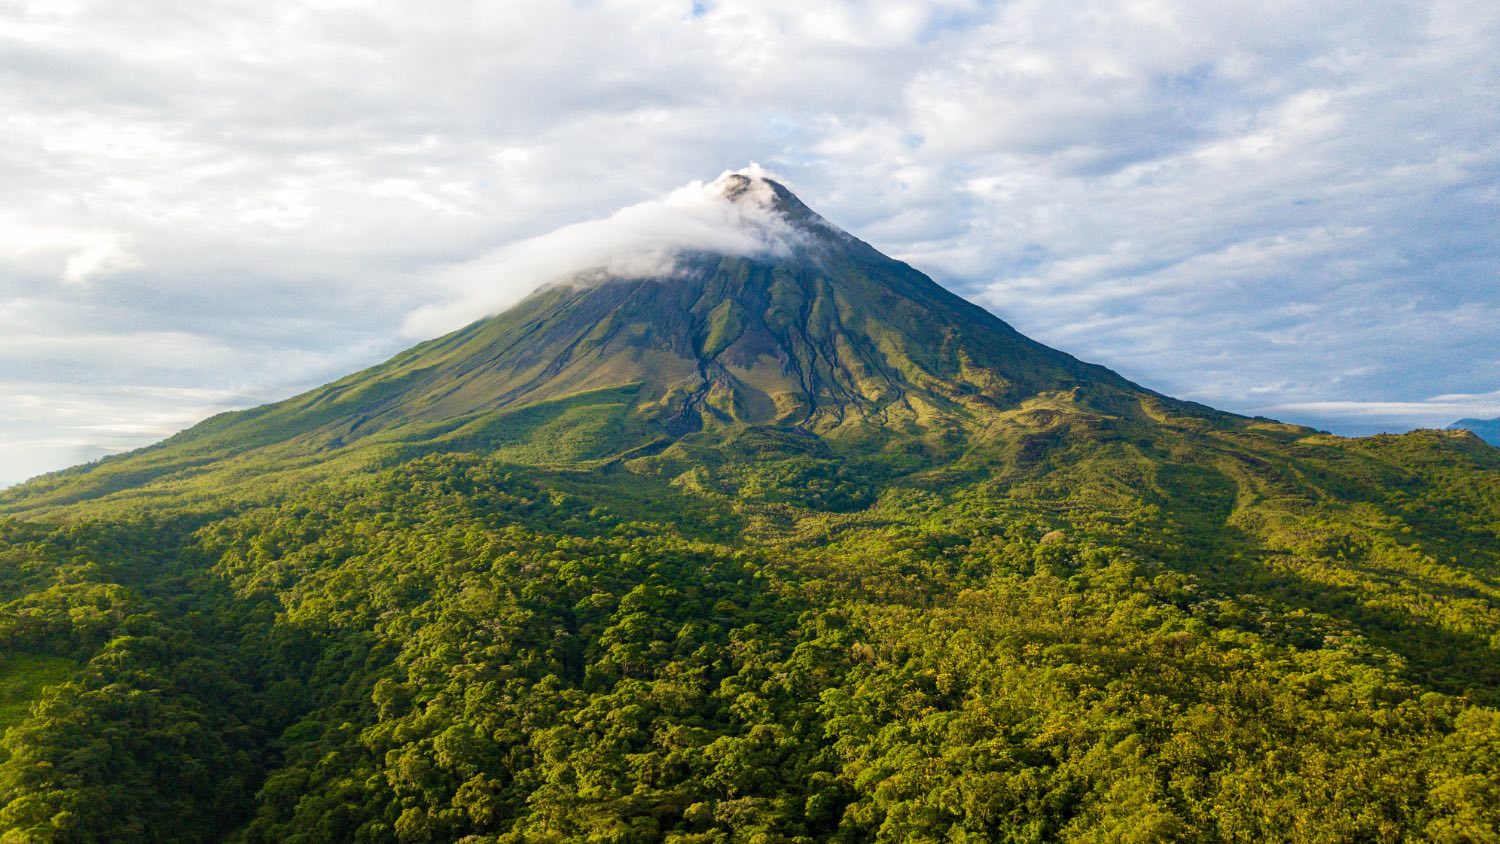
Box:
1;420;1497;842
0;655;74;736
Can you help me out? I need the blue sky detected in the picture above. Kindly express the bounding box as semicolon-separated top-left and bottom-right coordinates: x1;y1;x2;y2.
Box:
2;0;1499;486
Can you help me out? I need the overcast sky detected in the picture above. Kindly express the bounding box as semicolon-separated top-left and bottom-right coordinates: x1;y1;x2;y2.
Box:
3;0;1499;487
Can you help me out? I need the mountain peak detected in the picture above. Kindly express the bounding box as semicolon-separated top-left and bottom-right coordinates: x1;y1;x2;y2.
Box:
707;165;824;229
708;163;785;197
708;169;771;202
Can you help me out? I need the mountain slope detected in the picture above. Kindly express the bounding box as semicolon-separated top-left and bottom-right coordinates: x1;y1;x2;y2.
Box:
2;171;1500;842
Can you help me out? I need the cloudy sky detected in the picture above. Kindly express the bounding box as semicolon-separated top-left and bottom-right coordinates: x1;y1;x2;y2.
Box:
3;0;1499;487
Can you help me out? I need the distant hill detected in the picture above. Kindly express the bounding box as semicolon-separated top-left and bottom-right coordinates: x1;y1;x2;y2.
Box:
2;171;1499;841
1449;416;1500;445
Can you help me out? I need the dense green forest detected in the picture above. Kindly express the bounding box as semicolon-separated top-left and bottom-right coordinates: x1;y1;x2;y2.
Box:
3;425;1499;842
3;176;1499;841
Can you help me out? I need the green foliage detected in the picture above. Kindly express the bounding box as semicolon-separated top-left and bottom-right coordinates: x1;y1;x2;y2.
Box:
0;654;74;735
0;422;1496;842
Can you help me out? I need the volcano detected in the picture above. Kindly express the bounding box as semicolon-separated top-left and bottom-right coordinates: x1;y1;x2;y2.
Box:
3;170;1239;514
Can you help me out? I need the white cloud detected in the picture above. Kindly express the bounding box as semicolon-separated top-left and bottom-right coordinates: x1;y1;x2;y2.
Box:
1275;389;1500;429
0;218;141;283
403;167;812;336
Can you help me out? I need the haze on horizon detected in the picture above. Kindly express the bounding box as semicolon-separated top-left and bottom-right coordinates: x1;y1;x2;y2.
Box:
2;0;1499;487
